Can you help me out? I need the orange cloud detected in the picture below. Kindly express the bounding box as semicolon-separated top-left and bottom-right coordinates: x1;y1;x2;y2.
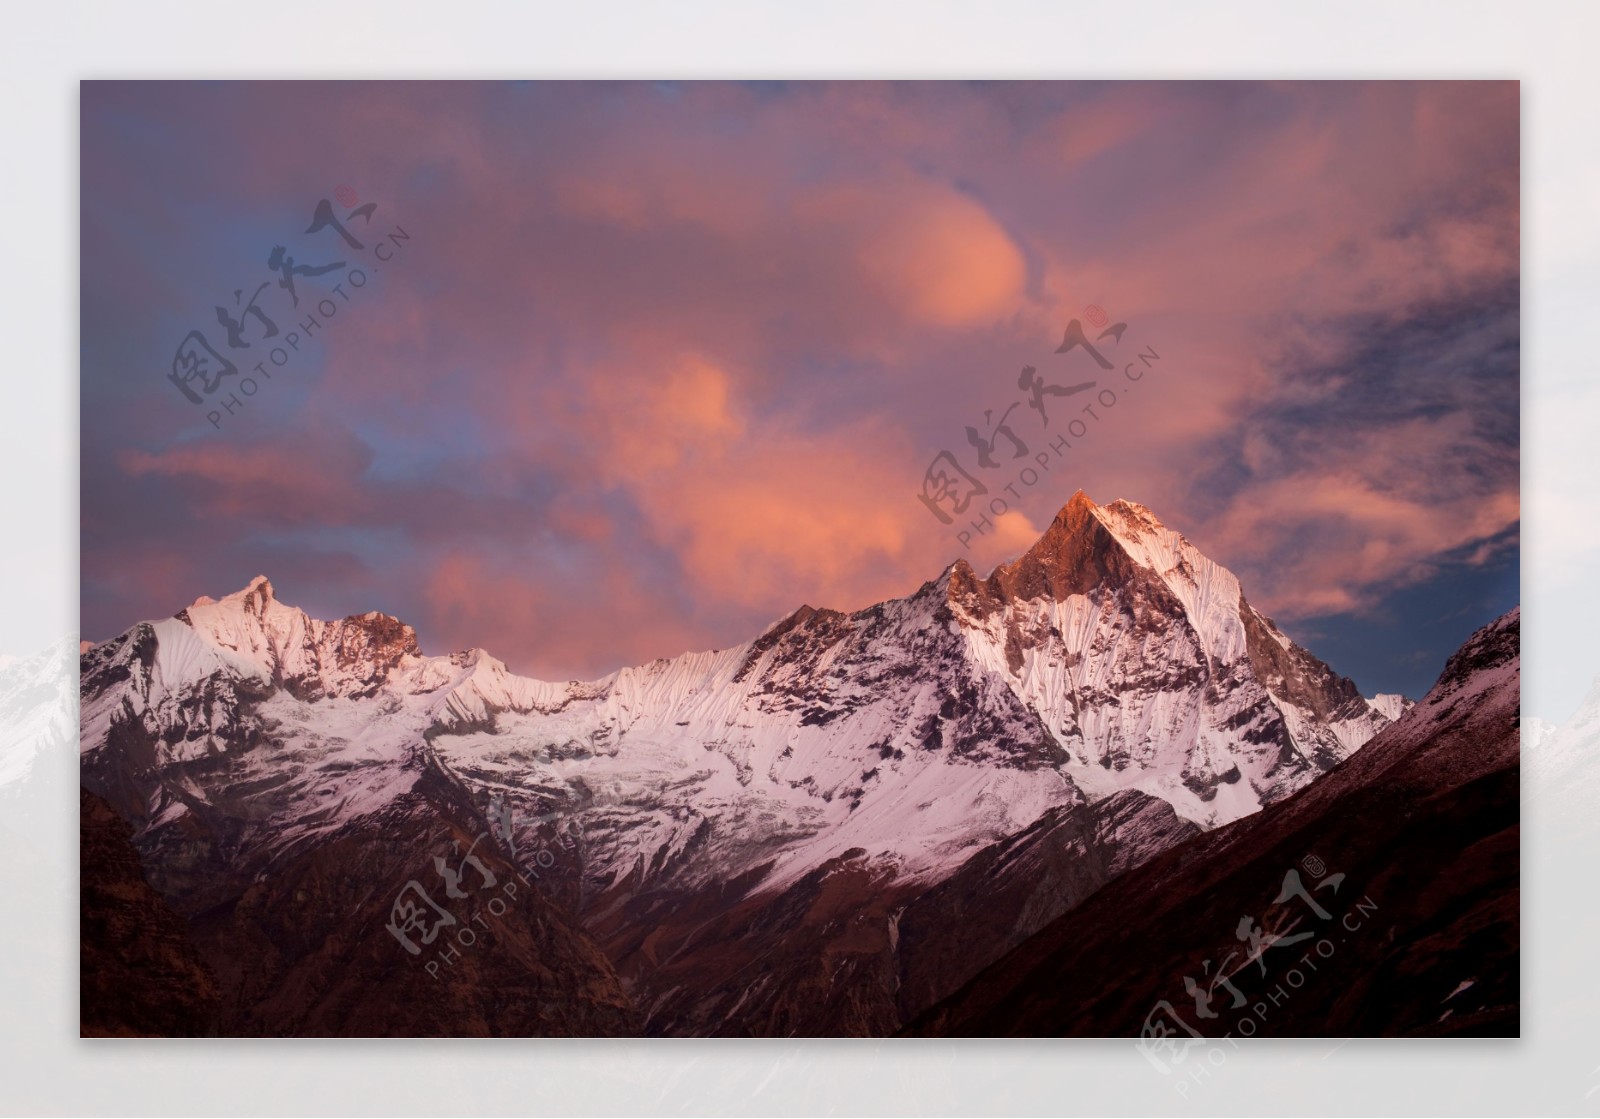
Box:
422;550;709;680
798;179;1027;330
564;350;946;617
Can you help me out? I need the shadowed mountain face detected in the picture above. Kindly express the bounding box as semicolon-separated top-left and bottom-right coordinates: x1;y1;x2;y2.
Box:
78;494;1454;1037
588;788;1201;1036
80;788;221;1037
908;609;1520;1039
84;746;638;1038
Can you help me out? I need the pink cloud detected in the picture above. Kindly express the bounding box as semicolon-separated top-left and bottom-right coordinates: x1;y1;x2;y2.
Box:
84;82;1520;682
117;436;371;524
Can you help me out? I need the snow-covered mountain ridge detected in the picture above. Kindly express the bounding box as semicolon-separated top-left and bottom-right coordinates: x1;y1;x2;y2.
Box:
79;492;1403;907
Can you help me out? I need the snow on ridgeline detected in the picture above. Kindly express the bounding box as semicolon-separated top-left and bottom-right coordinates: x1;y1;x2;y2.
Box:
79;494;1412;895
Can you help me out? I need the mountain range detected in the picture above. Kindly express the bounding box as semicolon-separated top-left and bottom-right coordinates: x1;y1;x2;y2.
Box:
78;492;1516;1037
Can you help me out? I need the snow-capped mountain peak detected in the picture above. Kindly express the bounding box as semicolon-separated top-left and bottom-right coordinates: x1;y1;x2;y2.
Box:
173;575;422;701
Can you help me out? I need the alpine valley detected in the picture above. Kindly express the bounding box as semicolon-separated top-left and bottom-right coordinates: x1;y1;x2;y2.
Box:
78;492;1518;1037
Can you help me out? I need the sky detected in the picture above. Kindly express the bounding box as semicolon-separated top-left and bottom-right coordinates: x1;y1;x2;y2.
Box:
79;81;1520;700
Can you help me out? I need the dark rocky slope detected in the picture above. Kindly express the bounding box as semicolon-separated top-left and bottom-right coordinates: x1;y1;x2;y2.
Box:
80;788;221;1036
909;609;1520;1038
